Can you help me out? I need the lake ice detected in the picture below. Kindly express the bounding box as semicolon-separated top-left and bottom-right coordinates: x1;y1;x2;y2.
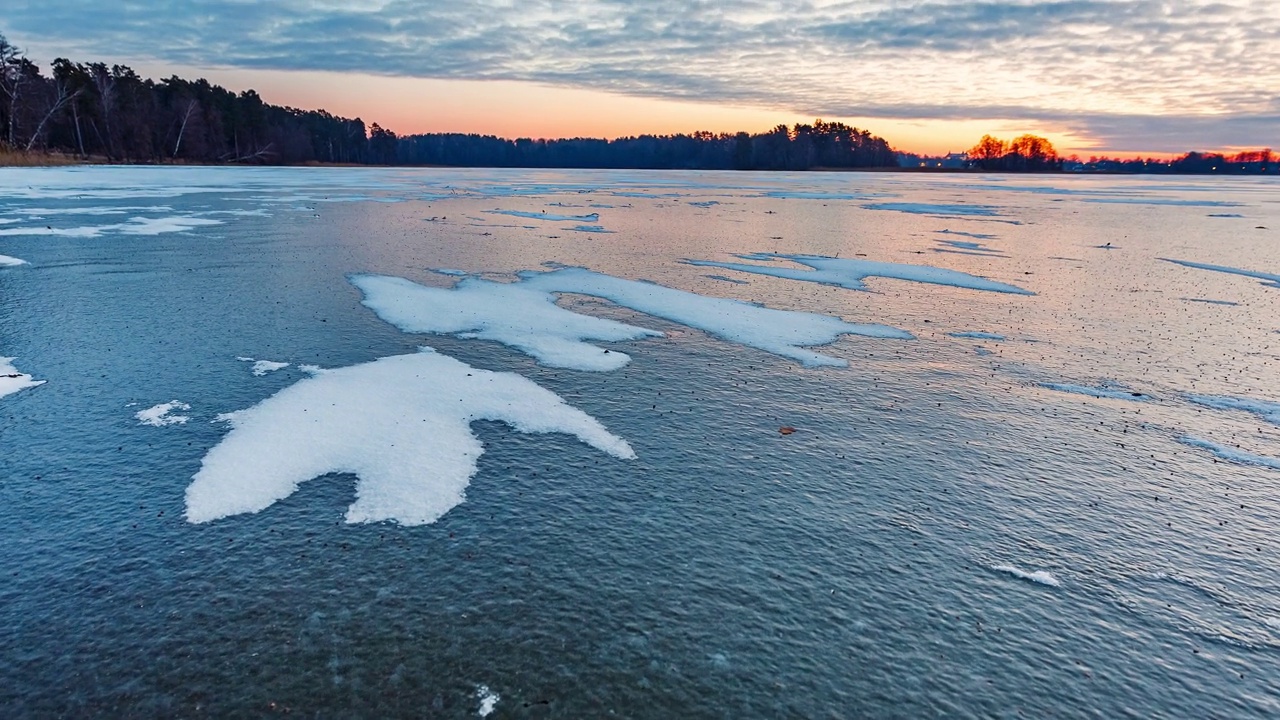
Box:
3;166;1280;717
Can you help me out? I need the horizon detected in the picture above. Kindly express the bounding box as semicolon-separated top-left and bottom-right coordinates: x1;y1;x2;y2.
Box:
3;1;1276;158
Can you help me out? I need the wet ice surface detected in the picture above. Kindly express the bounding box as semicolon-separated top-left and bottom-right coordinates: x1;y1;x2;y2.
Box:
3;167;1280;717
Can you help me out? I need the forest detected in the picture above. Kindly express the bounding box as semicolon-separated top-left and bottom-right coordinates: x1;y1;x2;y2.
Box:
0;35;895;170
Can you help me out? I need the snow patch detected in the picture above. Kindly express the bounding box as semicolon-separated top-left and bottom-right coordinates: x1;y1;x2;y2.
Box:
1161;258;1280;289
137;400;191;426
252;360;290;376
949;331;1006;341
1039;382;1149;400
354;268;911;370
476;685;500;717
185;348;635;525
0;254;27;267
0;215;222;238
864;202;999;216
0;357;44;399
1187;394;1280;425
992;564;1060;587
683;253;1033;295
1179;436;1280;471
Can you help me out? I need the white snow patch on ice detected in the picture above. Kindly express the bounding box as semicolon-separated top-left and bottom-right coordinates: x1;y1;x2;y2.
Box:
0;215;222;238
683;253;1033;295
864;202;999;216
476;685;500;717
1187;394;1280;425
251;360;290;376
1039;382;1150;400
185;348;635;525
0;357;44;399
137;400;191;426
0;254;26;266
353;273;660;371
992;564;1061;587
1180;436;1280;471
355;268;911;370
1161;258;1280;289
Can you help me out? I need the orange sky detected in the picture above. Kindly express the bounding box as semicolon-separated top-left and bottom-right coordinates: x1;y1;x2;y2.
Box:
130;64;1097;157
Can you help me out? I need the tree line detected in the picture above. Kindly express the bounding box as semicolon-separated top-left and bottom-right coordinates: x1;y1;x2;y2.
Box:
0;34;896;169
1066;150;1278;175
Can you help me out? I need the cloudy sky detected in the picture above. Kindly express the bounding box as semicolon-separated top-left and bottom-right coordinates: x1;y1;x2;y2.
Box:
4;0;1278;154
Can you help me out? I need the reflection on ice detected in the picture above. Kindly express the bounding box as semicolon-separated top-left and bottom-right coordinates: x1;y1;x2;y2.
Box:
0;357;43;399
355;267;912;370
683;253;1033;295
185;348;635;525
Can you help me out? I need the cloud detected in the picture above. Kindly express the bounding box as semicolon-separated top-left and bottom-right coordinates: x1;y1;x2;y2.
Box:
4;0;1278;150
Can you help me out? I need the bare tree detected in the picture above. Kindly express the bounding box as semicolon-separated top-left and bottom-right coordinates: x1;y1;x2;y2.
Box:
25;77;81;151
173;98;198;157
0;34;29;148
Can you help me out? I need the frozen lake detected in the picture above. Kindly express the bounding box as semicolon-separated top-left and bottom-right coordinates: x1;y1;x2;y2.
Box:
2;166;1280;717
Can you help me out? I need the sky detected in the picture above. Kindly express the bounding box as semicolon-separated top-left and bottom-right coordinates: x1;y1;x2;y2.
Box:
3;0;1278;156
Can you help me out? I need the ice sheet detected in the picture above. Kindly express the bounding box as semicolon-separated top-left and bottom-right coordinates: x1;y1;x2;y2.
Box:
1161;258;1280;289
683;253;1034;295
0;357;44;399
136;400;191;426
1179;436;1280;471
185;348;635;525
1186;394;1280;425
